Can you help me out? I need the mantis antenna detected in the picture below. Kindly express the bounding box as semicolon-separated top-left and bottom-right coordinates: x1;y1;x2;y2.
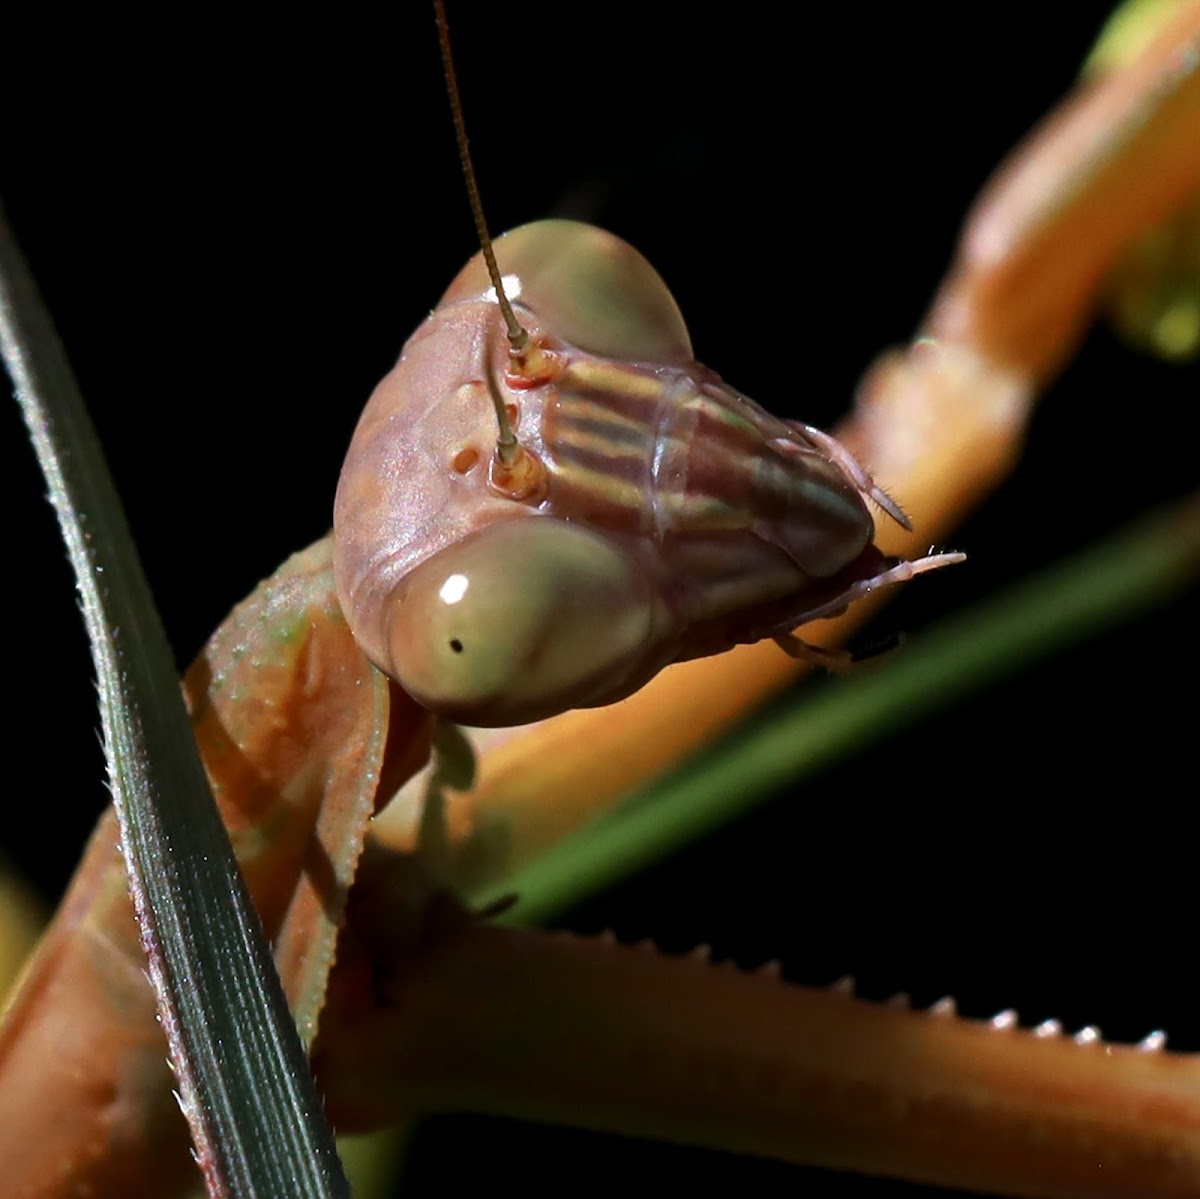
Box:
433;0;527;466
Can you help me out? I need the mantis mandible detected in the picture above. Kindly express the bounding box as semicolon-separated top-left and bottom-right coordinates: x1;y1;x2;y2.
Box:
2;3;1199;1196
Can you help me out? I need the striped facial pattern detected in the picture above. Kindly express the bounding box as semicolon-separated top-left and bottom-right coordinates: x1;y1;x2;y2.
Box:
543;356;873;577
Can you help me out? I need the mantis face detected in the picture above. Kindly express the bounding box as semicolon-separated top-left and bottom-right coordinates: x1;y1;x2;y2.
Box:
333;220;957;725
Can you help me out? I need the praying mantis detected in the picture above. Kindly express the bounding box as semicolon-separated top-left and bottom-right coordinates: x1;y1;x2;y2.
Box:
2;2;1199;1195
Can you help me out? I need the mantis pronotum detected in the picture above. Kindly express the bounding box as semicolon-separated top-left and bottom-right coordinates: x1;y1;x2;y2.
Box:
2;3;1198;1196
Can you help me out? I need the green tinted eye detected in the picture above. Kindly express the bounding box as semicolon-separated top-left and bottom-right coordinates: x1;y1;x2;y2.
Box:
441;219;694;366
384;518;663;726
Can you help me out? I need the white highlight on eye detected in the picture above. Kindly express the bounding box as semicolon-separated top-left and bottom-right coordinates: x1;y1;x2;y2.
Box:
439;574;469;604
485;274;522;304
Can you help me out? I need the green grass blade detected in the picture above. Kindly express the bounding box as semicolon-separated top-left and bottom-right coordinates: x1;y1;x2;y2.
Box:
0;204;347;1199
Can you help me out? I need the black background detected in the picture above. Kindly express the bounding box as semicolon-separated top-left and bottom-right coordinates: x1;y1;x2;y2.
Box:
2;4;1197;1196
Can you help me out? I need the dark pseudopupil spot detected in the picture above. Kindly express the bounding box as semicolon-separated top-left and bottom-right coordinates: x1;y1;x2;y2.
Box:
449;638;464;653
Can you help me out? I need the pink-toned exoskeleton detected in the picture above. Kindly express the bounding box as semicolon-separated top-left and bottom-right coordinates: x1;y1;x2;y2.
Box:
333;219;962;727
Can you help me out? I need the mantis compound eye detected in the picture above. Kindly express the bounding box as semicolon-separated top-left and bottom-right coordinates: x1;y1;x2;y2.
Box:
441;219;695;365
380;518;668;727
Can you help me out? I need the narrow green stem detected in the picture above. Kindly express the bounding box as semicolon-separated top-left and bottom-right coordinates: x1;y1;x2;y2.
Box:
496;496;1200;924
